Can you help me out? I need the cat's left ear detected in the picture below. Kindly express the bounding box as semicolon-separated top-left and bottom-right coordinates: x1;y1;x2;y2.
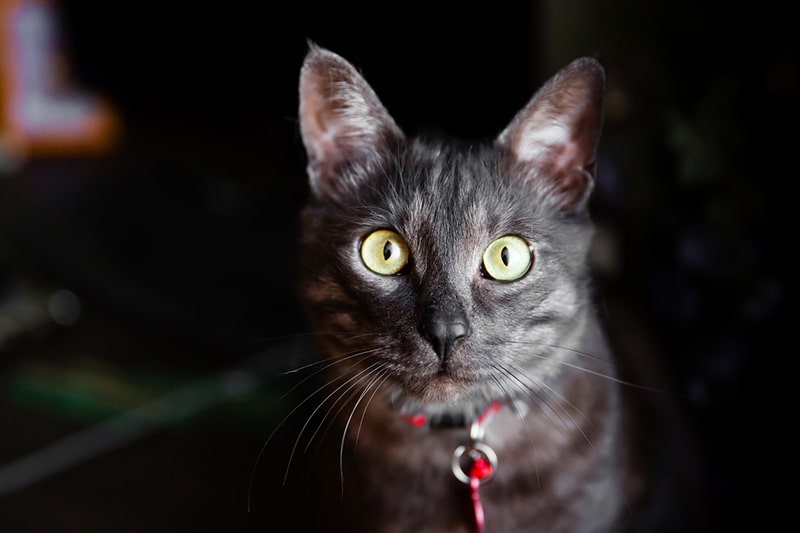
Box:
497;58;605;213
299;45;404;199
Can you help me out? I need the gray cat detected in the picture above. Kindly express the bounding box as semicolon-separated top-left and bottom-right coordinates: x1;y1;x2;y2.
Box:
284;45;693;532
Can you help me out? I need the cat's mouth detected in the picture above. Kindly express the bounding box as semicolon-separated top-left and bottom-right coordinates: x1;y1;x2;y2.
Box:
430;370;470;396
380;341;489;415
400;368;476;406
392;372;496;424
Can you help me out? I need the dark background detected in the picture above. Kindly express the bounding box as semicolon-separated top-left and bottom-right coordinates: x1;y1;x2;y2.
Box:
0;1;791;531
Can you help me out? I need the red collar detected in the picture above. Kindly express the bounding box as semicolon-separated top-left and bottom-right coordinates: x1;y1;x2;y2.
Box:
404;401;503;533
404;401;503;429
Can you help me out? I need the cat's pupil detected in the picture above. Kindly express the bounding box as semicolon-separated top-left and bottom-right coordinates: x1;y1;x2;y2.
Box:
383;241;393;261
501;246;509;267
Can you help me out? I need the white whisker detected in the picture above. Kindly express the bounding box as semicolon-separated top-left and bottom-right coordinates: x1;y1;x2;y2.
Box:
303;361;384;453
355;372;391;451
339;368;390;494
488;369;541;486
507;360;595;444
283;360;384;484
279;347;382;399
504;360;633;516
490;361;567;430
247;359;358;510
501;339;671;395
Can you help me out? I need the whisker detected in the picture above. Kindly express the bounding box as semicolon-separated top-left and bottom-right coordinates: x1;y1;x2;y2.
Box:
278;347;382;400
501;340;672;395
341;332;390;343
490;362;567;431
535;355;668;395
283;360;384;484
487;371;516;420
504;360;633;516
488;368;541;487
507;360;594;443
339;368;390;494
501;339;611;364
279;345;381;376
303;361;384;453
249;330;374;348
247;360;359;511
355;372;391;451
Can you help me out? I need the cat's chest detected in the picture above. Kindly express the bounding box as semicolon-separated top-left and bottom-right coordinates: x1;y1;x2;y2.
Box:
312;376;622;533
325;400;620;533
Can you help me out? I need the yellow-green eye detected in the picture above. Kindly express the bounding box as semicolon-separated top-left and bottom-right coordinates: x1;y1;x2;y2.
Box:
482;235;532;281
361;229;410;275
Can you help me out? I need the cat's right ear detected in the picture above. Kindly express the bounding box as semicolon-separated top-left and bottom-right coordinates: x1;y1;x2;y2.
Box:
497;58;605;213
299;45;404;199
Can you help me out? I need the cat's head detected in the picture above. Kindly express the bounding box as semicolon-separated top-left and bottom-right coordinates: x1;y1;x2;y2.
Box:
298;45;605;419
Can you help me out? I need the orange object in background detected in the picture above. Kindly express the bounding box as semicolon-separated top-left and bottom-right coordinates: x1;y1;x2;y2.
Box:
0;0;119;163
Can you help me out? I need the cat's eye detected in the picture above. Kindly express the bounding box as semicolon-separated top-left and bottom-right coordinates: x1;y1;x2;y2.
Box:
482;235;532;281
361;229;410;276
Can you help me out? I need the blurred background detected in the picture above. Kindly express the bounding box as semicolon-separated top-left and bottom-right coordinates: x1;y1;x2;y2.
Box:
0;0;791;531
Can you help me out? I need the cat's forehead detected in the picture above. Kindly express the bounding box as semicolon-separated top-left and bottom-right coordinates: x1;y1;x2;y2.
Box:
372;143;538;238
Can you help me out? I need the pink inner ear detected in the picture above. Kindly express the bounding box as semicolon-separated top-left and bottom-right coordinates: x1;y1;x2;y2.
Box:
307;105;346;162
299;72;343;164
507;115;597;211
512;121;573;167
551;133;585;175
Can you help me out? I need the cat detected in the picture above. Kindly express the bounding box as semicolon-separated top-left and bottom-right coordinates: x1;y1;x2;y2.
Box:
269;44;698;532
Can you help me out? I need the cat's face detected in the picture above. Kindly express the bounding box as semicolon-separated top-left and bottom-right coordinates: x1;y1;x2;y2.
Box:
298;46;605;419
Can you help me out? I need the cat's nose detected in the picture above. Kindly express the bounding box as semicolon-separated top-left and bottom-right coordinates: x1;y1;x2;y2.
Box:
423;313;471;364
